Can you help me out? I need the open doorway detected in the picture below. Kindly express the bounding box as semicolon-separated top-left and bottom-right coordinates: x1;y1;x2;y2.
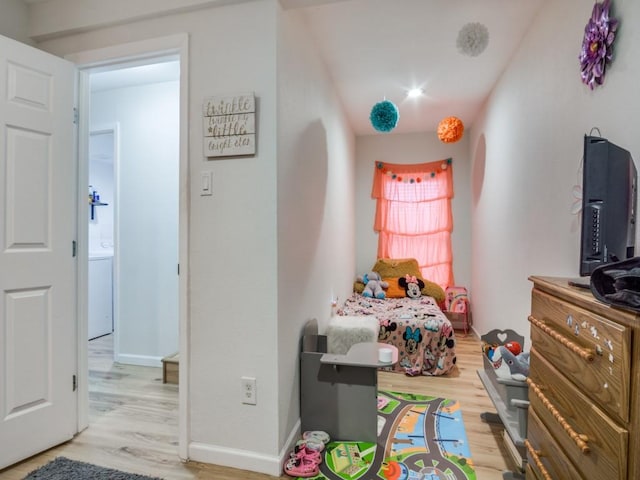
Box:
83;58;181;461
69;34;189;460
87;60;180;367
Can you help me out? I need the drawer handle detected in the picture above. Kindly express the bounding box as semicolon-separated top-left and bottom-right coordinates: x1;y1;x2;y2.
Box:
527;378;590;454
528;315;594;362
524;439;553;480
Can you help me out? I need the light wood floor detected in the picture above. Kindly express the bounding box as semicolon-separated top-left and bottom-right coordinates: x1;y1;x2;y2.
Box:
0;332;515;480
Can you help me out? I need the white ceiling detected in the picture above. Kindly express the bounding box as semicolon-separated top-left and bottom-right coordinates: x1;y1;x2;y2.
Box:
295;0;546;135
27;0;546;136
89;60;180;93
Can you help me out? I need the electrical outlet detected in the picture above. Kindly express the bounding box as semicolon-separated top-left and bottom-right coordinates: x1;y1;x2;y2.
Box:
241;376;257;405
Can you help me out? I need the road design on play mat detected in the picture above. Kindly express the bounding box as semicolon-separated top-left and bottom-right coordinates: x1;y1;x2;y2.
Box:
300;390;475;480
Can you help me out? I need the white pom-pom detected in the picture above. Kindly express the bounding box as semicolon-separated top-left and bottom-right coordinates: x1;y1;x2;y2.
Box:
457;22;489;57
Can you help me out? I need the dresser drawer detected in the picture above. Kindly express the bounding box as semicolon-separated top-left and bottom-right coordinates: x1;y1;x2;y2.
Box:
530;288;631;422
528;349;628;480
526;407;584;480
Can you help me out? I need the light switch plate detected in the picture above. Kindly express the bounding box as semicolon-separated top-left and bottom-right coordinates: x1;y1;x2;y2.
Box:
200;171;213;196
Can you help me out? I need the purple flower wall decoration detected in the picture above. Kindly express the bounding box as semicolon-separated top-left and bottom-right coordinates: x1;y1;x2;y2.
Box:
579;0;618;89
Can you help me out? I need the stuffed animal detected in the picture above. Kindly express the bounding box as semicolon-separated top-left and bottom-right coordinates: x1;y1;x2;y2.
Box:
357;271;389;299
398;274;425;299
490;345;530;381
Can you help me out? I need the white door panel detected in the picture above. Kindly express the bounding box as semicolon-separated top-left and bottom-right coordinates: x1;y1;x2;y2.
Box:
6;127;51;249
5;288;50;413
0;34;77;469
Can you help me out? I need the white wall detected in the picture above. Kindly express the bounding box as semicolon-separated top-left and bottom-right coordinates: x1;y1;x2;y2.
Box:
470;0;640;347
355;132;472;290
91;81;180;364
88;132;115;253
0;0;33;45
276;7;356;447
32;0;319;475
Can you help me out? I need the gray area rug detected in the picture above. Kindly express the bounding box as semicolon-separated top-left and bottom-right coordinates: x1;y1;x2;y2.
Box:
23;457;164;480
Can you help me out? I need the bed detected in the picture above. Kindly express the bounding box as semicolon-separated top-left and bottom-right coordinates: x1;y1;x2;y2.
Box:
336;292;457;376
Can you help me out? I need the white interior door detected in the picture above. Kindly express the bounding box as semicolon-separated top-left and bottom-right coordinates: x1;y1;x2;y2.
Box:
0;34;77;469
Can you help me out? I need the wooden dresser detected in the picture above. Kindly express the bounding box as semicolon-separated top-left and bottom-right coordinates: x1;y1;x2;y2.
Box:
526;276;640;480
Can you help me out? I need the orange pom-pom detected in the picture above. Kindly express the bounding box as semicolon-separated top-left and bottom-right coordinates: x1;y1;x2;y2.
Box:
437;116;464;143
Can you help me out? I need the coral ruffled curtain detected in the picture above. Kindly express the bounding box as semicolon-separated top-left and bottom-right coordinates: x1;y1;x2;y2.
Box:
372;160;454;288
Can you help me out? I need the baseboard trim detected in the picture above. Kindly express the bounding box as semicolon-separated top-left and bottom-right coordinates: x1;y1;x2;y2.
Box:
189;441;281;476
115;353;162;367
188;419;301;476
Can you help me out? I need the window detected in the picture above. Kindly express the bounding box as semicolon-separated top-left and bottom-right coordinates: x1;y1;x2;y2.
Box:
372;160;454;288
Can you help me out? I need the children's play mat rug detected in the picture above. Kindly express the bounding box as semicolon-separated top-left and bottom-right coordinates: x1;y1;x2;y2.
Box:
294;390;476;480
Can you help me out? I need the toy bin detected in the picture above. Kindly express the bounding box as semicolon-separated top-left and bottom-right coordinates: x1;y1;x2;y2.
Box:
478;328;529;474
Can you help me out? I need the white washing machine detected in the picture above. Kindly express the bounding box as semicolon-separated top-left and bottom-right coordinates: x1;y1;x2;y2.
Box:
88;254;113;340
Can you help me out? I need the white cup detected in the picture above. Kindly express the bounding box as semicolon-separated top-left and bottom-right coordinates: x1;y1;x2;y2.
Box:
378;347;393;363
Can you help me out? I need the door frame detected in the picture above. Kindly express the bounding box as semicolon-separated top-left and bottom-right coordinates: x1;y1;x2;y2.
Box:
66;33;190;460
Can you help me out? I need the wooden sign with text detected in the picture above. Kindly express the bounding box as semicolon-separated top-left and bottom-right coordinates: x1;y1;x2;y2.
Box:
203;93;256;157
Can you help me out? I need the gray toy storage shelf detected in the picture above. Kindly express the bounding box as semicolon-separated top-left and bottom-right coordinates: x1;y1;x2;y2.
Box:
477;329;529;480
299;320;397;443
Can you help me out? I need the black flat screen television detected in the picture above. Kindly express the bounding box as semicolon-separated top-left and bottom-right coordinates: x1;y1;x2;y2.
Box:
579;135;637;276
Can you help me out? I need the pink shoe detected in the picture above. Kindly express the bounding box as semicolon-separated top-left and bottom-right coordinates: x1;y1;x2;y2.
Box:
290;444;322;464
284;456;319;478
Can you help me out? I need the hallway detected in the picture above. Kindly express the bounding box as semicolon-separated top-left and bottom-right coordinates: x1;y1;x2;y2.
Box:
0;335;281;479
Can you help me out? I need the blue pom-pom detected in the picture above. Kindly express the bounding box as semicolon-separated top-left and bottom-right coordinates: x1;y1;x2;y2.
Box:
370;100;399;132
